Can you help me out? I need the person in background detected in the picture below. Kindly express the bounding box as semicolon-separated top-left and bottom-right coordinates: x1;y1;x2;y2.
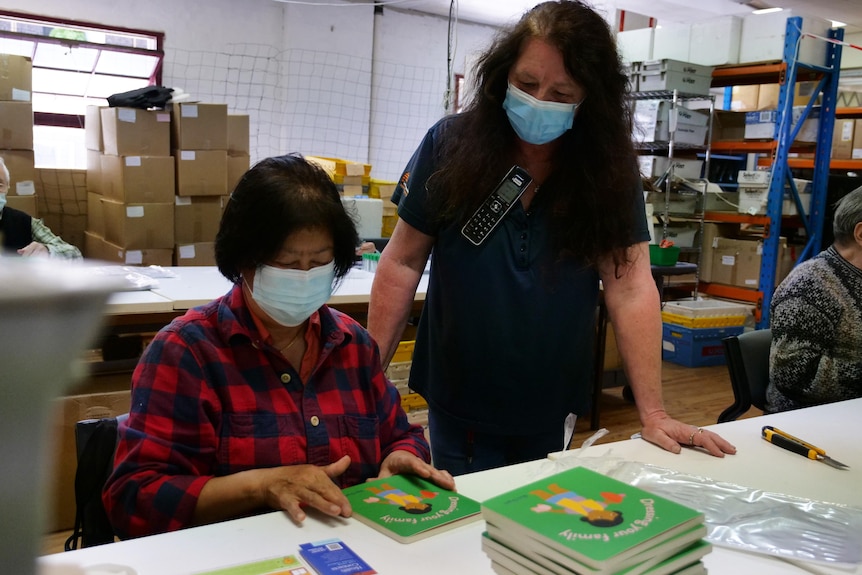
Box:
103;154;453;539
0;158;81;259
766;186;862;412
367;0;736;476
356;241;377;256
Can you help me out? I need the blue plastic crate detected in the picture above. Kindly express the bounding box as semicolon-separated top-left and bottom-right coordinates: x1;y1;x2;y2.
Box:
661;323;745;367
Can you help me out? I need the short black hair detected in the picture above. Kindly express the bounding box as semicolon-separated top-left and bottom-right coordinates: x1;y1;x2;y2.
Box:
215;153;359;284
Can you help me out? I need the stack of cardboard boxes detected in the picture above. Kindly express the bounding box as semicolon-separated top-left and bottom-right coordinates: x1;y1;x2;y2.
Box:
85;101;250;265
0;54;37;216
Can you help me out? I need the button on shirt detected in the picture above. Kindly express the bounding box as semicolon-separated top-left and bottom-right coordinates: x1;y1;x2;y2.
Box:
103;284;429;539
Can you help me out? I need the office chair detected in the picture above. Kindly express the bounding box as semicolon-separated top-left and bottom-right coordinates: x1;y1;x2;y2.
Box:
717;329;772;423
64;413;128;550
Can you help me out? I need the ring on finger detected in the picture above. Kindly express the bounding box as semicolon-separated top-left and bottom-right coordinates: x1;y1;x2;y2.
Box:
688;427;704;446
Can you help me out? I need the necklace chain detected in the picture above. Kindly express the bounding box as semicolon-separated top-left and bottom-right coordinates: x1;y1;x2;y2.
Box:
278;329;303;355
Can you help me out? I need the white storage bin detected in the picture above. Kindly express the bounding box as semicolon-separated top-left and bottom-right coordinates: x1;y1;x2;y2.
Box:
663;298;754;319
739;11;832;66
653;24;691;62
617;28;654;62
689;16;742;66
638;60;714;96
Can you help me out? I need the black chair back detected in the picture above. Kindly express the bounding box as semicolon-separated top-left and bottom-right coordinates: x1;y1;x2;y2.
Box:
64;413;128;550
718;329;772;423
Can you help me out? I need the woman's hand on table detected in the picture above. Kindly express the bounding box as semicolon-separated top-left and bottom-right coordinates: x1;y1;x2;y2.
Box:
377;450;456;491
641;412;737;457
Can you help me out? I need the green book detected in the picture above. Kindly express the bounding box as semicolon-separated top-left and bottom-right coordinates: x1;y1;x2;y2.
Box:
480;466;705;574
343;474;482;544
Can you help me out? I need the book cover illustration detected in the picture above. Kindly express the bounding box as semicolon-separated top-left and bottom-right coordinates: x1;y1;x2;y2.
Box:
343;474;482;543
481;466;704;571
298;539;377;575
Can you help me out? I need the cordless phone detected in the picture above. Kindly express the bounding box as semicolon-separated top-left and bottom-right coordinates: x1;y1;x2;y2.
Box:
461;165;533;246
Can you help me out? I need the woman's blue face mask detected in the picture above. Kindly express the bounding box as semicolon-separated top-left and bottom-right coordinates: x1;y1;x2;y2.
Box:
503;83;579;145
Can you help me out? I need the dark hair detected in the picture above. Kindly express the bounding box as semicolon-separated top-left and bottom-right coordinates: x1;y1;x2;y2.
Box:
431;0;641;269
215;154;359;284
832;185;862;247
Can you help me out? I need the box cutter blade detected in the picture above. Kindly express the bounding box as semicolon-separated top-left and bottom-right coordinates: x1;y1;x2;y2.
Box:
761;426;849;469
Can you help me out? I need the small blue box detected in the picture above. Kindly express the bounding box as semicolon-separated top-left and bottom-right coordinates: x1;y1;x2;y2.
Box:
662;323;744;367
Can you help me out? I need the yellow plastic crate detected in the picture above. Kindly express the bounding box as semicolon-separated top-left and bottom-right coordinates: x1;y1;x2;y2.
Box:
400;392;428;412
392;340;415;363
661;311;746;328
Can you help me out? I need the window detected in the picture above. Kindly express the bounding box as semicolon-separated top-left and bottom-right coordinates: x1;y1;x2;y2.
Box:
0;11;163;168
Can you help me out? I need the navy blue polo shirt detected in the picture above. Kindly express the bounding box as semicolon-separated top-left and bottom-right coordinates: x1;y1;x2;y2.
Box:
393;118;649;435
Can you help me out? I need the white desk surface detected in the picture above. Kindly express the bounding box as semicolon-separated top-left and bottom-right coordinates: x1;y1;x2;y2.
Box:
104;290;175;315
140;266;429;311
40;399;862;575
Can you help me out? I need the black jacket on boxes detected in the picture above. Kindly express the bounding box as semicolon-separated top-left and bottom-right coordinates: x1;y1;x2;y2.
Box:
0;206;33;252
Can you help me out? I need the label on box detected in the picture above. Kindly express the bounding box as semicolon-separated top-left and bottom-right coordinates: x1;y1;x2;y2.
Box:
125;250;143;264
181;150;196;160
157;112;170;122
125;156;142;167
118;108;137;123
179;244;196;259
182;104;199;118
721;255;735;265
176;196;192;205
12;88;29;101
15;181;35;196
126;206;145;218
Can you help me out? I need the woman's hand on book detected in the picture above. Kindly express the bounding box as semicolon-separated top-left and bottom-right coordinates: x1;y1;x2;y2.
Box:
377;450;456;491
258;455;353;524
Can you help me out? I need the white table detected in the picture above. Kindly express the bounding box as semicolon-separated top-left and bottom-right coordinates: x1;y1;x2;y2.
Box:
39;399;862;575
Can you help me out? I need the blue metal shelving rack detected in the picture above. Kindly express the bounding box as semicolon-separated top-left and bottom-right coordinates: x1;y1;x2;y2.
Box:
757;16;844;329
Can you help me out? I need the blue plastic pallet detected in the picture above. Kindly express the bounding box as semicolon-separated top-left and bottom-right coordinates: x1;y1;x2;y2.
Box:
661;323;745;368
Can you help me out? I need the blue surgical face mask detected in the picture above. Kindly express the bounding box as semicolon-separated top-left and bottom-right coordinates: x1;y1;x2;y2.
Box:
0;192;6;212
251;261;335;327
503;82;579;145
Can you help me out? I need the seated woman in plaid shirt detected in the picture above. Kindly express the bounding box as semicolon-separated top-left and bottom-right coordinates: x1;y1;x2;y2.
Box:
103;154;453;539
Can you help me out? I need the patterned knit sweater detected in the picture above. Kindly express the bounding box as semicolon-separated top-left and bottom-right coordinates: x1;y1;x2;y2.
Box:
766;246;862;413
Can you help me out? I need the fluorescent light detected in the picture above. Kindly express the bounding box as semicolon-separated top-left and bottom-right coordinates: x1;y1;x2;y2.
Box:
832;21;847;28
752;7;783;14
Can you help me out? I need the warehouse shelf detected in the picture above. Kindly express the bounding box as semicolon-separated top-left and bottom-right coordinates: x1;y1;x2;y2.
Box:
707;16;844;329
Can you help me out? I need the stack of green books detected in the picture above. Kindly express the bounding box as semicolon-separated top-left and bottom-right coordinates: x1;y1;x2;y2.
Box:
480;466;711;575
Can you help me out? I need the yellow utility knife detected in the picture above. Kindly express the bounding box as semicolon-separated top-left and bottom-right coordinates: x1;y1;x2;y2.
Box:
761;426;849;469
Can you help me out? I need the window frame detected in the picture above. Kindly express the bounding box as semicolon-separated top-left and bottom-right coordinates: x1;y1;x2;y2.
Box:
0;10;164;129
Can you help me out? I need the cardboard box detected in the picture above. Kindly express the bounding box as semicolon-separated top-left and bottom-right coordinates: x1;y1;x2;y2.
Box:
87;192;105;238
101;107;171;157
0;149;36;195
85;105;104;151
100;154;175;203
730;85;759;111
173;195;226;244
711;110;746;141
6;193;36;216
227;114;250;153
757;82;820;110
744;106;819;142
85;231;174;266
0;54;32;102
86;149;102;195
710;236;788;289
854;119;862;160
0;101;33;149
45;390;131;532
227;152;250;193
101;199;175;249
35;168;88;219
170;103;228;150
832;118;855;160
175;150;228;196
699;223;741;283
689;15;741;66
174;241;216;266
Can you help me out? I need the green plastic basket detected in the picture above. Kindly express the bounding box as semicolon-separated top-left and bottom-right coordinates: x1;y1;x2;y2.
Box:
649;244;681;266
